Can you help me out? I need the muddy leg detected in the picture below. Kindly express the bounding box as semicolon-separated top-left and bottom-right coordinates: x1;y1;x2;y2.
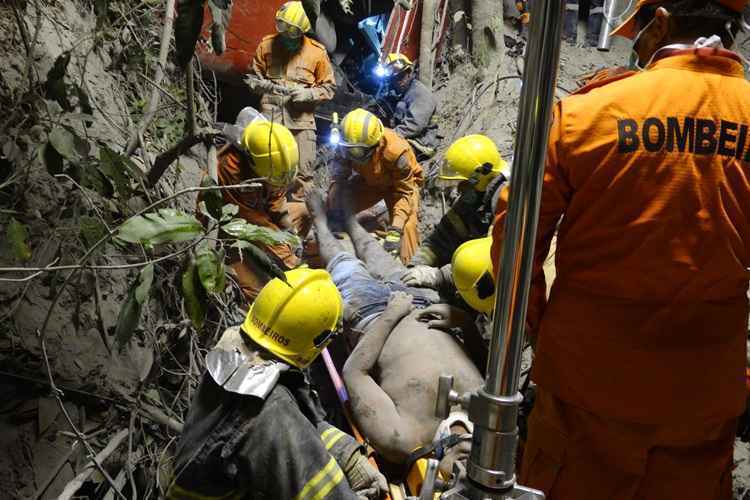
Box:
306;187;345;266
341;192;405;280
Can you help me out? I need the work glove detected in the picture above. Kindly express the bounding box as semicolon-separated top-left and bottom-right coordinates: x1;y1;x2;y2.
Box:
244;74;275;94
401;265;443;289
382;226;402;257
343;450;388;499
290;87;317;104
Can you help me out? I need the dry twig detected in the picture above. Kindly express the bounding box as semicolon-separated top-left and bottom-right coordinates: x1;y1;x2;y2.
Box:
125;0;177;156
39;333;127;500
57;429;129;500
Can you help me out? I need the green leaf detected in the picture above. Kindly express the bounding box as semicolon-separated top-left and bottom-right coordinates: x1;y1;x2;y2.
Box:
43;143;64;175
66;159;113;197
114;286;142;350
7;218;32;262
222;218;299;246
99;146;133;197
195;242;225;293
79;215;108;249
114;265;154;349
135;263;154;304
75;86;94;120
232;240;288;284
200;175;223;221
181;255;207;329
221;203;239;222
175;0;206;69
49;127;78;161
45;52;72;110
117;209;203;246
94;0;109;27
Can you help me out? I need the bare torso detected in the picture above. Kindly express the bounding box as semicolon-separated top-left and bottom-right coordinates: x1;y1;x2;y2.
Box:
377;310;484;448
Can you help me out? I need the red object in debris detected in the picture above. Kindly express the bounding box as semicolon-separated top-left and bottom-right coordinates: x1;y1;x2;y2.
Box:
197;0;287;83
381;2;422;62
196;0;449;83
381;0;450;68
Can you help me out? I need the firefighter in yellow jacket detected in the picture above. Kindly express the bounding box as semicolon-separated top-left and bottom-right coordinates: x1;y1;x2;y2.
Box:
328;108;424;264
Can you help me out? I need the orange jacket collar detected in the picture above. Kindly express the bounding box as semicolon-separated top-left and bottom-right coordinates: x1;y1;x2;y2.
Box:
648;48;745;77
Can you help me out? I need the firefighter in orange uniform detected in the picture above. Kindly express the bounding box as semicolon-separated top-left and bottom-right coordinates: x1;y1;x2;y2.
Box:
491;0;750;497
201;117;302;303
328;108;424;264
246;1;335;199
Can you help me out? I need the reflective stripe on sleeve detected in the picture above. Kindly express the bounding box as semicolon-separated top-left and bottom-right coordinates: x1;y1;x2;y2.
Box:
293;456;345;500
320;427;346;450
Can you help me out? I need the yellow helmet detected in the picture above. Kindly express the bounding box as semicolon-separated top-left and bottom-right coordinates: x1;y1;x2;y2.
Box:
384;53;414;75
441;134;507;192
241;120;299;187
242;268;343;369
341;108;384;147
275;1;311;36
452;237;496;314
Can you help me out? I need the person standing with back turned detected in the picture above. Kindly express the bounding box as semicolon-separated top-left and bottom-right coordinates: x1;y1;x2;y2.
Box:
491;0;750;497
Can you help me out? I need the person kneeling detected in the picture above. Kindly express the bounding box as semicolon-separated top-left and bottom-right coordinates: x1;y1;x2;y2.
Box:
167;268;387;500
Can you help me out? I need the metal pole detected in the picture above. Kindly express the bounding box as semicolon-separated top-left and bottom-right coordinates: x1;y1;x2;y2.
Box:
464;0;564;493
486;0;564;403
597;0;619;51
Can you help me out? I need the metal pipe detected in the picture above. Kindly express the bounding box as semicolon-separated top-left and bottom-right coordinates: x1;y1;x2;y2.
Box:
485;0;564;399
598;0;619;51
463;0;564;493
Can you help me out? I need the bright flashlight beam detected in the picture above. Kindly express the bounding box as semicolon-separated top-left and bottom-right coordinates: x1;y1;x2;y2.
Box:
329;128;341;145
374;64;387;78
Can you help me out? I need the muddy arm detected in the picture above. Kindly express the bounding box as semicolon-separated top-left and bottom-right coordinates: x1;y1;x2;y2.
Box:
342;294;419;462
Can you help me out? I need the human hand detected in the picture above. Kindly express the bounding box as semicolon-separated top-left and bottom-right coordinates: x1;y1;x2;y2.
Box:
290;87;316;104
416;304;473;331
438;439;471;477
385;291;414;320
344;451;388;499
401;265;442;289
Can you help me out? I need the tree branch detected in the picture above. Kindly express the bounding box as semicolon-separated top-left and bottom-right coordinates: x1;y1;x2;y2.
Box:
146;132;216;187
39;333;127;500
124;0;177;156
57;429;129;500
33;181;261;344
